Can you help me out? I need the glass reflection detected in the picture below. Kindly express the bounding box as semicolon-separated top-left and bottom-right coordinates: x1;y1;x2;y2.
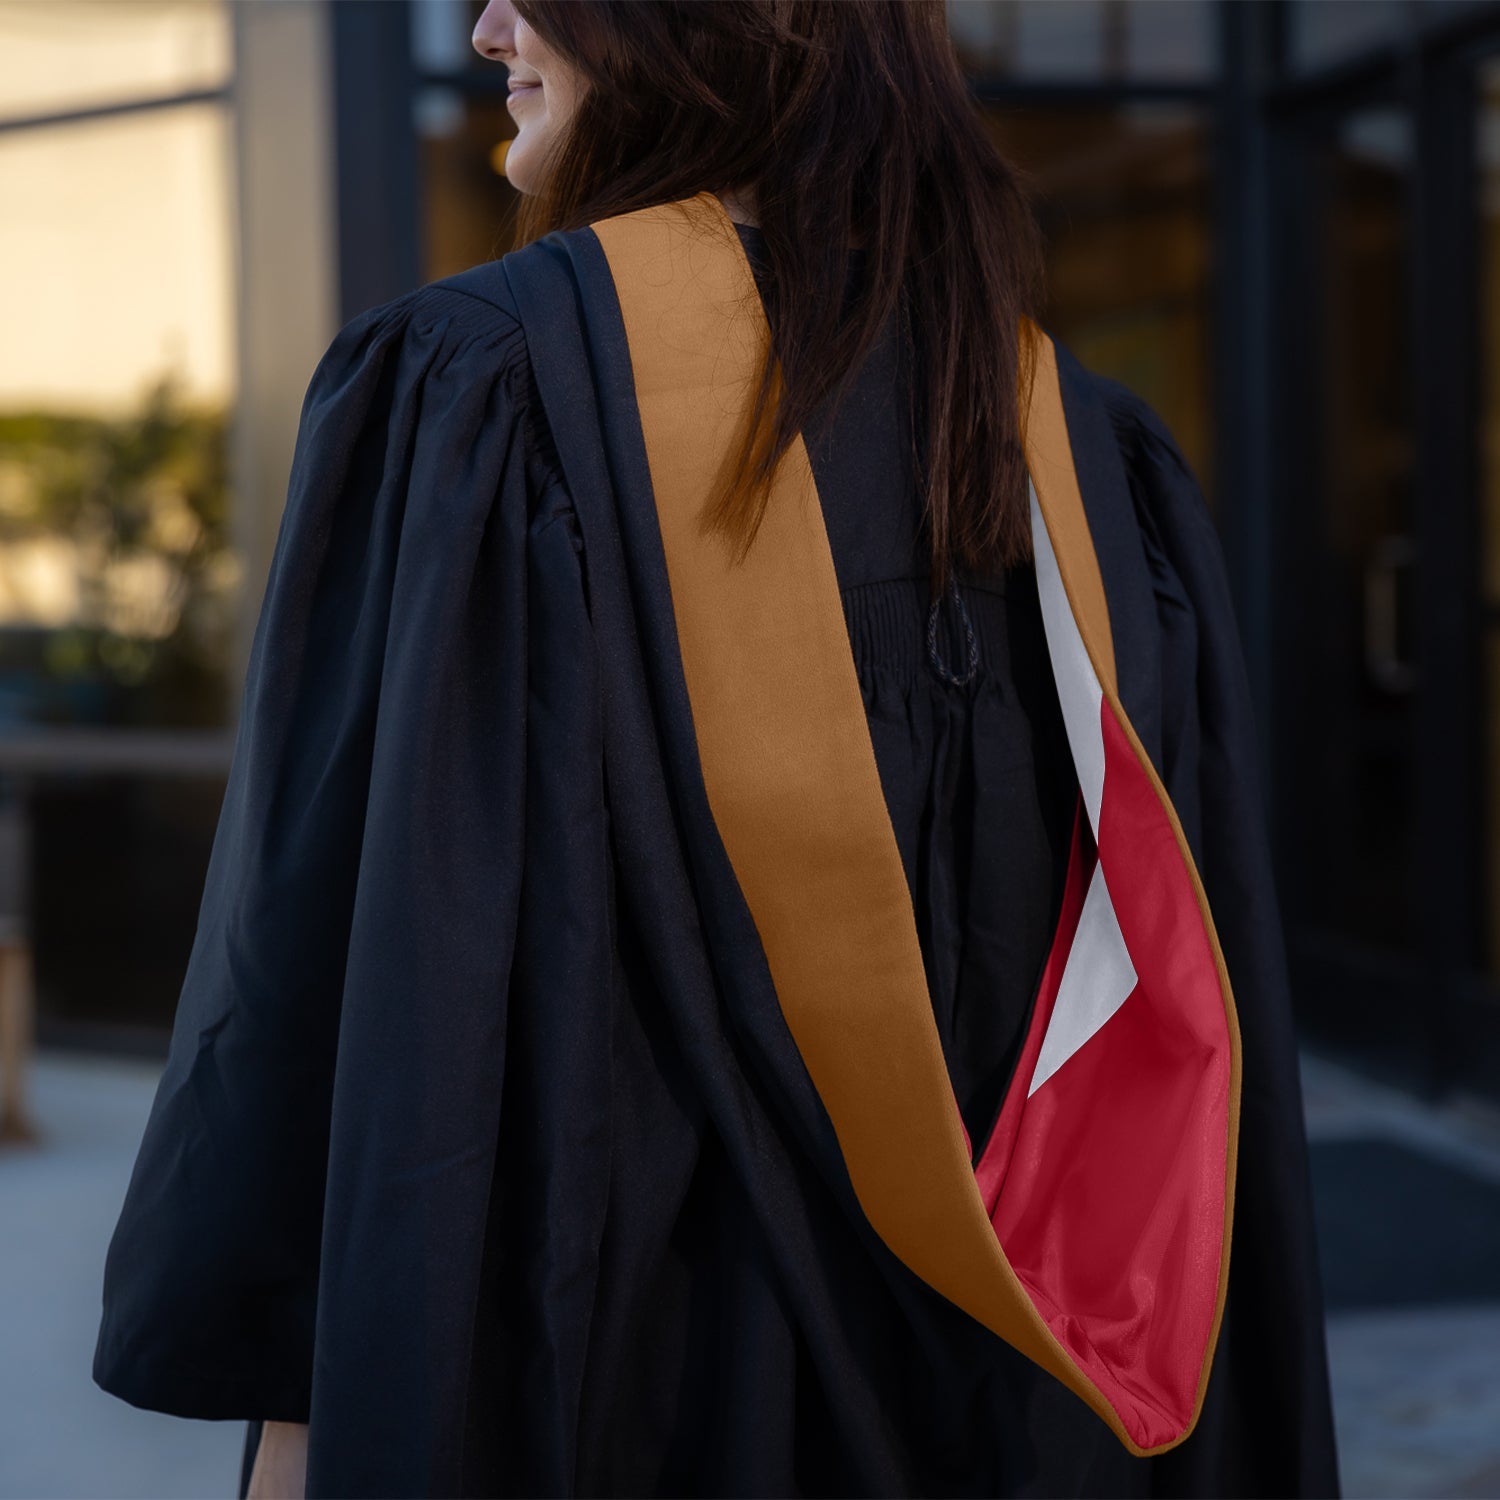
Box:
1300;106;1415;951
411;0;484;76
945;0;1213;82
419;90;521;280
987;103;1214;497
0;0;230;124
0;103;237;728
1287;0;1405;73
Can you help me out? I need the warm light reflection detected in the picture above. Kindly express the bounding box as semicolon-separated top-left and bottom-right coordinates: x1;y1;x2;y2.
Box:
421;93;519;279
0;0;230;124
0;104;235;413
986;104;1213;494
0;536;81;627
0;383;237;721
0;3;238;729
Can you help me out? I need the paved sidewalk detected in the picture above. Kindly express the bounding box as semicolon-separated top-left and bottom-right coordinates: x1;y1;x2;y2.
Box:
1326;1304;1500;1499
4;1049;1500;1498
0;1054;243;1500
1303;1052;1500;1499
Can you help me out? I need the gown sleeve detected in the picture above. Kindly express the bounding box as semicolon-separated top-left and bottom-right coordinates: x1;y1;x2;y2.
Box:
1097;377;1342;1498
91;282;588;1432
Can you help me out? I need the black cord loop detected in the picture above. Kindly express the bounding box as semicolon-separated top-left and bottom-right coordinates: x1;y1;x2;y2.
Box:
925;574;979;687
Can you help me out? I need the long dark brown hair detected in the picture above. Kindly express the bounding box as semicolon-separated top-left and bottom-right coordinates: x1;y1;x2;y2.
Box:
511;0;1044;591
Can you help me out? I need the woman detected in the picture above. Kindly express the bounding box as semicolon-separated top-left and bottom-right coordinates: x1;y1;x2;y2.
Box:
94;3;1339;1497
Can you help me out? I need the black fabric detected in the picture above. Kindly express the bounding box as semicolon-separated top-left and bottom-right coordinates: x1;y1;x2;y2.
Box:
240;1419;263;1498
96;222;1339;1500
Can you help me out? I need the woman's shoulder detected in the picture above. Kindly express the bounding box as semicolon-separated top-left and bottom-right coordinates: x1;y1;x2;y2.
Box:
300;257;568;504
312;265;528;393
1081;369;1220;552
351;233;580;357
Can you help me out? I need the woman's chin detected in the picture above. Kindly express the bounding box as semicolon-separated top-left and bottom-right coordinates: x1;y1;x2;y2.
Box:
503;138;542;195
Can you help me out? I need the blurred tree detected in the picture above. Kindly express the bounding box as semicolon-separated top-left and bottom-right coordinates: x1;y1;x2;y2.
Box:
0;374;237;729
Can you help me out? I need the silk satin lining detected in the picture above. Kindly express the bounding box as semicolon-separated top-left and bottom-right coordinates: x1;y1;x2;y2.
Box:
589;192;1240;1454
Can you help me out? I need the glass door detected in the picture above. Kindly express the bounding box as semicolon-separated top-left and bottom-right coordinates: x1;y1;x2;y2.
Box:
1278;38;1500;1102
1465;51;1500;1090
1274;98;1433;1083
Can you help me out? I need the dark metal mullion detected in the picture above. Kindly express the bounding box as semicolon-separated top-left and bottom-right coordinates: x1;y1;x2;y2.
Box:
1262;46;1403;115
409;70;1219;110
1265;87;1328;966
413;77;1216;107
966;77;1212;108
0;87;227;137
415;69;512;98
1262;0;1500;115
331;0;423;321
1213;0;1282;781
1452;57;1491;995
1409;34;1482;1096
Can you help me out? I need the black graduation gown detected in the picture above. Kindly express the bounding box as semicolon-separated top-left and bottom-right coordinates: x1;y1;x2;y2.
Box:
93;217;1339;1499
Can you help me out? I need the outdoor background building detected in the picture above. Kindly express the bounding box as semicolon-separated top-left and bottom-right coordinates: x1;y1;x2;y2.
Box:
3;0;1500;1106
3;4;1500;1495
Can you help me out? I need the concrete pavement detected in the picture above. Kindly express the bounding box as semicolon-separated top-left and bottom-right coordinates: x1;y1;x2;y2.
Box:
3;1049;1499;1499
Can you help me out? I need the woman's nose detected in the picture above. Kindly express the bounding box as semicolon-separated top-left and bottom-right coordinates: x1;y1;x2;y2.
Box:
472;0;516;62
